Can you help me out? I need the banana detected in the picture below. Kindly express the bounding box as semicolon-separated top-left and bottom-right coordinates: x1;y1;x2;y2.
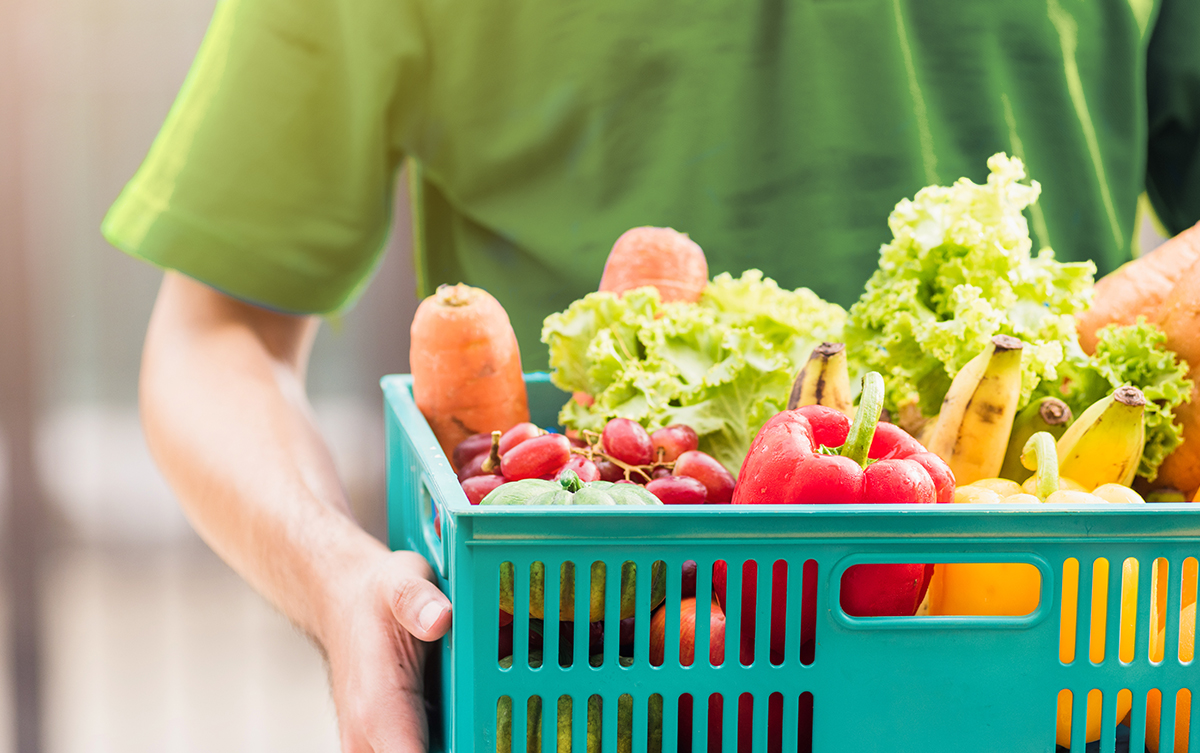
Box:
925;335;1025;485
998;397;1073;482
788;342;854;416
1056;385;1146;490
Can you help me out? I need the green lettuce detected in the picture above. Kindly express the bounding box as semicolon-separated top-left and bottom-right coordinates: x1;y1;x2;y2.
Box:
1038;320;1193;482
542;271;846;475
845;153;1095;416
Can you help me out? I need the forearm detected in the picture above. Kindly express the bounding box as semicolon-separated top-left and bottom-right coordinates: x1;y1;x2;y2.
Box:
140;273;388;644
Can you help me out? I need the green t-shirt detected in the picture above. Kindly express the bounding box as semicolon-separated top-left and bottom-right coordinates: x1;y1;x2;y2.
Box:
104;0;1200;370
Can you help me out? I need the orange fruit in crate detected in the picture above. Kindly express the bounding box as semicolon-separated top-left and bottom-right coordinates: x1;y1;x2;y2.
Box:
1056;557;1196;749
1143;601;1195;753
927;562;1041;616
1056;689;1134;748
1056;558;1136;747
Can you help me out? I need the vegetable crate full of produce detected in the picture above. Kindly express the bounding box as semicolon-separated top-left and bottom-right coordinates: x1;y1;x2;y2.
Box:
385;373;1199;753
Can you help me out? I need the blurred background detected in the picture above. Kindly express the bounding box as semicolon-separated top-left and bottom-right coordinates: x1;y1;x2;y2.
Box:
0;0;419;749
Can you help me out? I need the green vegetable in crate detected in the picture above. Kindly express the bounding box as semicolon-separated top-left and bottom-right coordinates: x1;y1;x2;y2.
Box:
498;690;632;753
495;664;572;753
489;471;666;621
480;470;663;506
499;560;666;623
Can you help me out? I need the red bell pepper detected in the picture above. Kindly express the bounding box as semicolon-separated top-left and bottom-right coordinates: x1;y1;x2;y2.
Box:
732;372;954;616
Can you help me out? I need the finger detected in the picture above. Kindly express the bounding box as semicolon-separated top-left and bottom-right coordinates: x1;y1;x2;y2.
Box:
388;574;452;642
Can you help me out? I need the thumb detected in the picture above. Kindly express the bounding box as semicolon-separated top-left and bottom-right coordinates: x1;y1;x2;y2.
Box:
385;555;452;642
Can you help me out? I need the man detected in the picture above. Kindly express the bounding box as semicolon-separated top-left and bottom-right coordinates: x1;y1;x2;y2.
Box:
104;0;1199;748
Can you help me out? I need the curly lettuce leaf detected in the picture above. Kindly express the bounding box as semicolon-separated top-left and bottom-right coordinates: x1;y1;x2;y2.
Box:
846;153;1095;415
541;271;845;475
1039;320;1193;482
702;270;847;365
652;325;794;475
542;288;660;395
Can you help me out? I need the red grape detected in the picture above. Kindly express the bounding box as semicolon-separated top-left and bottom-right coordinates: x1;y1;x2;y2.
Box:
453;432;493;470
601;418;654;466
651;424;699;463
674;450;736;504
499;422;544;454
500;433;571;480
619;616;635;652
596;459;625;482
498;623;513;660
556;456;601;483
462;475;506;504
646;475;707;504
681;560;698;599
650;466;672;480
456;451;499;482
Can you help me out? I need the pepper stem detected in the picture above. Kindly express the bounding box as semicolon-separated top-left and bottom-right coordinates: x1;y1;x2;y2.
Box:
1020;431;1059;501
841;371;885;468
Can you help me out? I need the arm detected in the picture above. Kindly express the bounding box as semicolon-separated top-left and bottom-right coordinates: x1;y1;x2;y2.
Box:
141;271;451;753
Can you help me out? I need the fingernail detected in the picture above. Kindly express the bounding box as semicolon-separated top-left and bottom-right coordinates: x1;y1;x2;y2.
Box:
418;601;445;632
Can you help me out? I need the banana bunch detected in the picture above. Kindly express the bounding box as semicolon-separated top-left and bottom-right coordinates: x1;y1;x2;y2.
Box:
923;333;1148;496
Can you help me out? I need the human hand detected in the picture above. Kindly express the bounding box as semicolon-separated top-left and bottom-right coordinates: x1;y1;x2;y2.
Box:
324;549;452;753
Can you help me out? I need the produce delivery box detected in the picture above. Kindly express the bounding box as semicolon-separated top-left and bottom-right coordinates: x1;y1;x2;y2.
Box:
384;372;1198;753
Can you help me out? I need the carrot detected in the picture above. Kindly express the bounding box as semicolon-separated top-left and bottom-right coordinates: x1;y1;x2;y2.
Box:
1157;387;1200;497
1146;258;1200;496
410;284;529;463
1076;220;1200;354
1156;257;1200;366
598;226;709;302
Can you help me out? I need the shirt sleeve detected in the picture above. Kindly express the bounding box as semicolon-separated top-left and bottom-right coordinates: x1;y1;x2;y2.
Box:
102;0;425;313
1144;0;1200;236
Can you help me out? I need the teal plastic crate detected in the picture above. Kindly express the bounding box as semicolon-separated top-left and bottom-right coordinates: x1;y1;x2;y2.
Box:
384;373;1199;753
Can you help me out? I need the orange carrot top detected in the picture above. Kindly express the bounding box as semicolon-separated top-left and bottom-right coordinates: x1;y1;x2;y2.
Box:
410;283;530;463
599;226;709;303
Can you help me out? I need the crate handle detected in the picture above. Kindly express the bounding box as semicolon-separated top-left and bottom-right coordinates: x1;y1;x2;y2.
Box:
417;473;448;580
827;552;1054;631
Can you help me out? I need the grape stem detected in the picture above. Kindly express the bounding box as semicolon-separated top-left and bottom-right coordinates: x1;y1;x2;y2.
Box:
571;430;669;482
480;431;502;474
